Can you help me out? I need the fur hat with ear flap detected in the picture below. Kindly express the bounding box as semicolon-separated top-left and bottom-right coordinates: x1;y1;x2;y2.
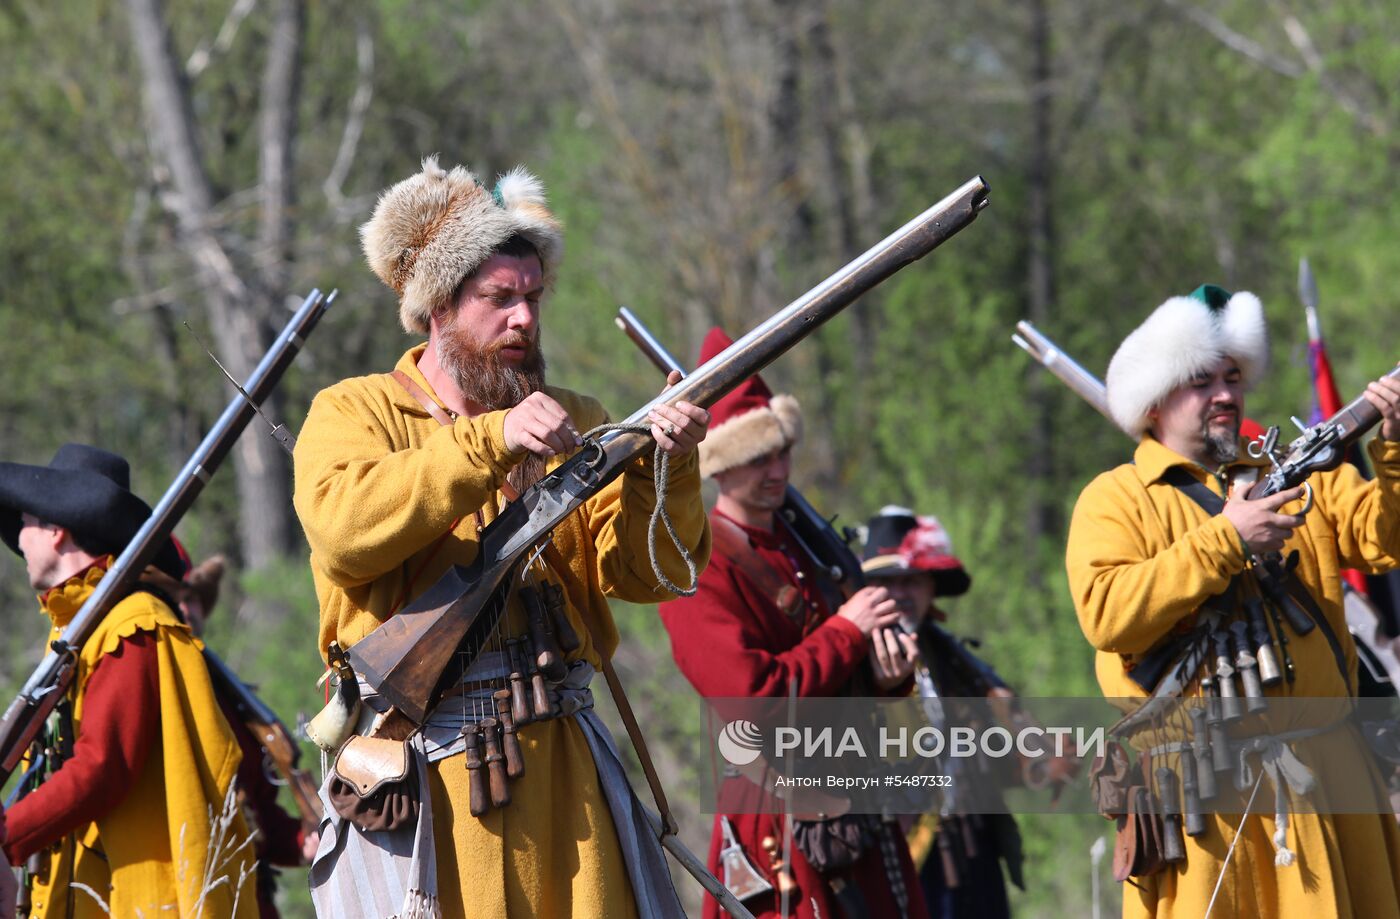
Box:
697;327;803;479
1105;284;1269;439
360;156;564;335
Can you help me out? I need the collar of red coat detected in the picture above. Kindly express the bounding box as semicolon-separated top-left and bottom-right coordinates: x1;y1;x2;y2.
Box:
39;556;114;629
1132;434;1268;488
712;508;789;551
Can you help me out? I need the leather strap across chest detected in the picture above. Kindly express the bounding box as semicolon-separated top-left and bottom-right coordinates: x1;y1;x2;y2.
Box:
710;513;806;623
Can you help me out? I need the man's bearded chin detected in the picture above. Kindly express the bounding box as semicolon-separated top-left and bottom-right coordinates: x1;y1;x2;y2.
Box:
1202;413;1241;465
438;319;549;489
437;320;547;412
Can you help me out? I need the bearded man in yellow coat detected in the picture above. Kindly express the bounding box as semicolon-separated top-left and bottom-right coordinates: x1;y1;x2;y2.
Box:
293;157;712;918
0;444;256;918
1066;284;1400;918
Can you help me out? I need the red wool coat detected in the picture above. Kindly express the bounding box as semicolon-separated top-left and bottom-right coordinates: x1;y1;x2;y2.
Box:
659;510;927;919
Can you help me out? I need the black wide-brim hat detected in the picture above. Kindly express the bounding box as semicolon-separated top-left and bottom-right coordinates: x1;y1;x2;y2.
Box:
0;443;185;578
860;506;971;598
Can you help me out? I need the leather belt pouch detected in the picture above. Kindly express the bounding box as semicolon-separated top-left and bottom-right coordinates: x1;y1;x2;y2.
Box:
1090;740;1133;818
1113;785;1166;882
328;735;419;832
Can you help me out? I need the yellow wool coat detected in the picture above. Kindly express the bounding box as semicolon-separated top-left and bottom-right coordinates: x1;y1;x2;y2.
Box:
1067;434;1400;918
25;565;256;919
292;345;711;919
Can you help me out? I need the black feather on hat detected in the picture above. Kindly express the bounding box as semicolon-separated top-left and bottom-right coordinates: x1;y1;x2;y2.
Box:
0;444;185;578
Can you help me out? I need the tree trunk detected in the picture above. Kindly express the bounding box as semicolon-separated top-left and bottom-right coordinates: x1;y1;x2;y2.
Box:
124;0;302;571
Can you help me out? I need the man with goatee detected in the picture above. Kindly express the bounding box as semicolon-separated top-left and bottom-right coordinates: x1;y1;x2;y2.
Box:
1067;284;1400;918
293;157;711;918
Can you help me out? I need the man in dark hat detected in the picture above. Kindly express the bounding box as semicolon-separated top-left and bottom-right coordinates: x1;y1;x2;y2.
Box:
1067;285;1400;917
660;329;926;919
861;506;1025;919
0;444;255;919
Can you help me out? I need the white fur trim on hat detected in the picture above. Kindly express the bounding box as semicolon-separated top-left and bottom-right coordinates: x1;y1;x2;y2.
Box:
700;394;803;479
360;156;564;335
1105;291;1268;438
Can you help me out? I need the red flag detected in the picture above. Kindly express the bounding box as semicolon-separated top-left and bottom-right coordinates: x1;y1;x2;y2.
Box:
1308;338;1344;421
1307;308;1370;594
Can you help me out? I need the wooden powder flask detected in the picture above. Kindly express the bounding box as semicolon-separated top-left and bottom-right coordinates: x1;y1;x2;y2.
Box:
509;670;531;726
1188;706;1217;801
1212;632;1243;723
480;717;511;808
494;689;525;780
1201;672;1221;725
524;637;554;721
542;582;581;653
461;724;489;817
522;583;567;682
759;836;797;896
1230;621;1268;714
1181;753;1207;838
1156;766;1186;863
505;639;532;726
1246;598;1282;686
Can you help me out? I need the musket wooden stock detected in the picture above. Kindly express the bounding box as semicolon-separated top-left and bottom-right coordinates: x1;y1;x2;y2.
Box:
346;179;990;724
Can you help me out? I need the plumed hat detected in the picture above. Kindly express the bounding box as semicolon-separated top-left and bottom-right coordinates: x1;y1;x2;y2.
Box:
860;506;971;597
0;444;184;578
361;156;564;335
1105;284;1269;438
697;327;803;479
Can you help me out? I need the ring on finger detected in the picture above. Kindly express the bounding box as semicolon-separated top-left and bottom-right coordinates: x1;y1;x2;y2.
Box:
666;423;678;437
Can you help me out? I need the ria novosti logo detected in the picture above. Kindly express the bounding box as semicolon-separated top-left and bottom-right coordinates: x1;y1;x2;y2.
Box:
714;718;1104;765
716;720;764;766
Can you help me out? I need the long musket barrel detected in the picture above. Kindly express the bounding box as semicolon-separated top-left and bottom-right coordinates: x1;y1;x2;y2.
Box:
615;306;686;377
614;306;865;590
1012;320;1114;424
0;289;336;781
350;177;990;722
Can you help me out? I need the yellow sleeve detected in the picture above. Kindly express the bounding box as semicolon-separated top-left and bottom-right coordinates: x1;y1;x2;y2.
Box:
292;382;523;587
571;389;711;603
1066;471;1246;655
1315;438;1400;574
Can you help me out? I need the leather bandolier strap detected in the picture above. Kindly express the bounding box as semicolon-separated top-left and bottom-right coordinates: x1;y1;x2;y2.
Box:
389;369;679;838
710;513;805;621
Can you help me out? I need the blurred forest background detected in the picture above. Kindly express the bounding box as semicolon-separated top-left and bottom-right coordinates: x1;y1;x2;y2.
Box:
1;0;1397;915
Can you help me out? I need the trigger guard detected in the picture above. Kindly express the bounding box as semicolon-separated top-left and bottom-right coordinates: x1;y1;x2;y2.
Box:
1297;481;1314;516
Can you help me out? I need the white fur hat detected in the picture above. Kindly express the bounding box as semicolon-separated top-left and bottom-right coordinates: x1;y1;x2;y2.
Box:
1105;285;1268;438
360;156;564;335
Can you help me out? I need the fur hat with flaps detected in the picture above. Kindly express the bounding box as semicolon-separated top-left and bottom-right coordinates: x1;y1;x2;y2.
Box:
698;327;803;479
1106;284;1268;439
361;156;564;335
